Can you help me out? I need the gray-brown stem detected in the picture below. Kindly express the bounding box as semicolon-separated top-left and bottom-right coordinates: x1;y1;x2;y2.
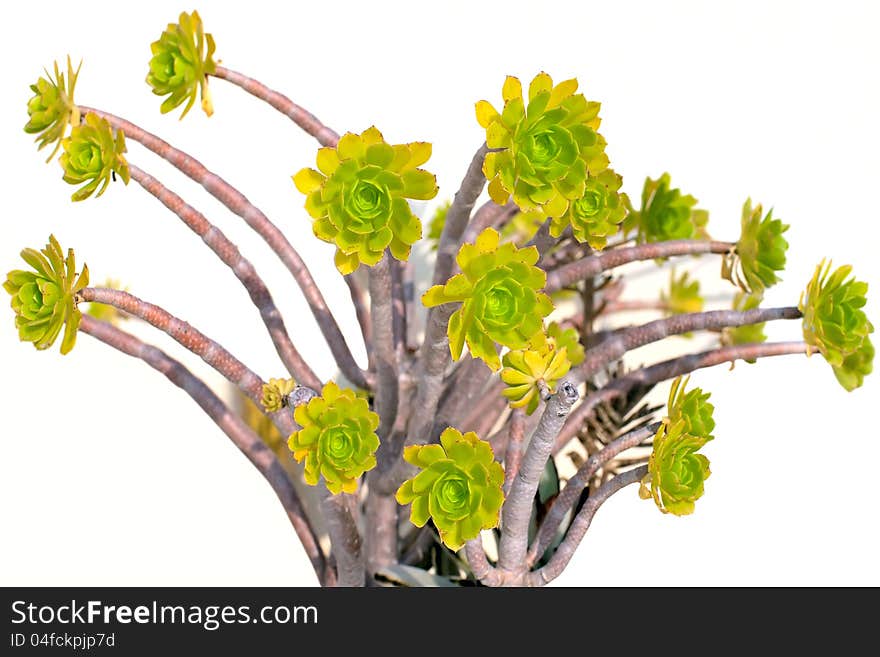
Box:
369;253;398;444
320;490;365;587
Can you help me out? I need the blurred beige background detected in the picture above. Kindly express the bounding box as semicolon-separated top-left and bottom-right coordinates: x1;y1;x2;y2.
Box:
1;0;878;585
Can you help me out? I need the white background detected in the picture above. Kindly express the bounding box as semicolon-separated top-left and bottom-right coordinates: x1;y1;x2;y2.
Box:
1;1;878;586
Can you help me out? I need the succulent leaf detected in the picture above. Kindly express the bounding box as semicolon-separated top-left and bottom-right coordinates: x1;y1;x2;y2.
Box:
294;127;437;273
722;199;789;294
550;168;627;249
287;381;380;494
3;235;88;354
501;330;572;415
799;259;873;390
147;10;217;118
421;227;552;371
24;57;81;162
396;427;504;550
632;173;709;244
59;113;130;201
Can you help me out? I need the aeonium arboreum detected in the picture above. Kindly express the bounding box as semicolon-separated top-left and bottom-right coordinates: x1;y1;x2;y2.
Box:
59;113;130;202
24;56;81;161
294;126;438;274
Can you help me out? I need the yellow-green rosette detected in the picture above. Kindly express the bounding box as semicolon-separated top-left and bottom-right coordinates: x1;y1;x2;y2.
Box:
24;57;81;161
501;331;571;415
3;235;88;355
260;377;297;412
60;113;130;201
293;127;437;274
639;376;715;516
288;381;380;494
631;173;709;244
661;268;703;316
551;168;627;249
421;228;553;371
476;73;608;219
799;260;874;391
722;199;789;295
396;427;504;551
147;10;217;118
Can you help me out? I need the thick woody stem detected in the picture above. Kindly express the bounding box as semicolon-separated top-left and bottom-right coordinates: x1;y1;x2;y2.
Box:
465;539;505;587
390;258;407;357
574;307;802;384
128;163;321;390
526;466;647;586
78;105;369;390
212;65;340;147
553;341;814;455
431;143;490;287
369;253;398;444
497;380;579;573
80;287;275;421
364;490;398;577
502;409;527;498
79;315;327;583
320;490;365;587
529;423;660;566
545;240;734;292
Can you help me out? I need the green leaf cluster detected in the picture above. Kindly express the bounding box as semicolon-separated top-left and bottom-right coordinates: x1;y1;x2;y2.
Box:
3;235;88;355
421;228;553;371
288;381;380;494
396;427;504;551
60;113;130;201
260;377;297;413
722;199;789;294
639;376;714;516
147;10;217;118
661;268;703;316
25;57;81;161
501;331;571;415
799;260;874;391
294;127;437;274
477;73;608;223
629;173;709;244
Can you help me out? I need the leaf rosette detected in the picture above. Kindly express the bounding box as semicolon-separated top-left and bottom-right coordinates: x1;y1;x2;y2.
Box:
294;127;437;274
3;235;88;354
632;173;709;244
147;10;217;118
722;199;789;294
260;377;297;412
421;228;553;371
661;268;703;316
501;331;571;415
60;113;130;201
25;57;81;161
639;376;715;516
550;168;627;249
477;73;608;219
396;427;504;551
799;259;874;391
287;381;380;494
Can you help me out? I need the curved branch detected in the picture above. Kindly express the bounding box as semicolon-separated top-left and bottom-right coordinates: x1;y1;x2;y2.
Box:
553;341;814;454
212;65;340;147
128;163;321;389
574;307;802;383
79;315;326;583
529;422;660;566
544;239;734;292
465;539;505;587
79;287;284;429
526;465;647;586
78;105;370;390
498;380;579;572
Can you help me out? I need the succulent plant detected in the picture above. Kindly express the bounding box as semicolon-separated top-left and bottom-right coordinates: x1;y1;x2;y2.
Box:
396;427;504;551
501;331;571;415
632;173;709;244
421;227;553;371
551;168;627;249
59;113;130;201
288;381;380;494
24;57;81;161
722;199;789;294
147;10;217;118
260;377;297;412
546;321;584;366
799;260;874;391
661;268;703;316
639;376;715;516
3;235;88;355
294;127;437;274
477;73;608;220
